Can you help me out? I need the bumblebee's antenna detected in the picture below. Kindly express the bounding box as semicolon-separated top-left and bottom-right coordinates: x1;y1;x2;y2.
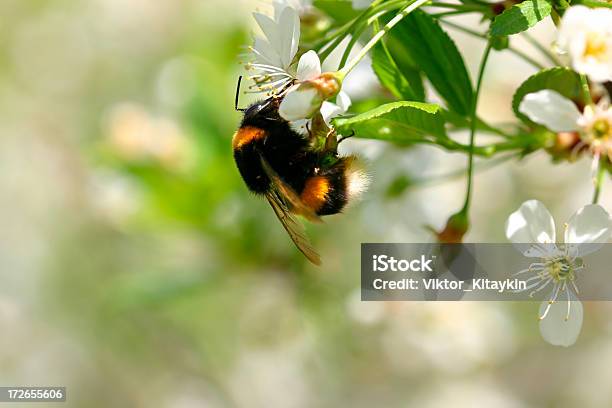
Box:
235;76;246;112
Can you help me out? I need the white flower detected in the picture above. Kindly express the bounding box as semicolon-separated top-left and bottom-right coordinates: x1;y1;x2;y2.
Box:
506;200;612;346
279;50;323;120
278;51;344;121
247;5;300;93
282;86;350;126
352;0;374;10
519;90;612;163
558;6;612;83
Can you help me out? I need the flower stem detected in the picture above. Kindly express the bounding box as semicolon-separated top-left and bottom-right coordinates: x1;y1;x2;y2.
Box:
338;0;422;70
461;42;493;214
412;153;518;188
318;0;386;61
338;21;370;70
430;10;483;17
339;0;431;77
440;20;545;70
430;2;488;11
580;74;594;107
592;158;605;204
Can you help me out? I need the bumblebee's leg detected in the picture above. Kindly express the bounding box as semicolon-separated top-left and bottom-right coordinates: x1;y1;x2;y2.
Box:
305;121;312;138
324;128;338;152
338;130;355;145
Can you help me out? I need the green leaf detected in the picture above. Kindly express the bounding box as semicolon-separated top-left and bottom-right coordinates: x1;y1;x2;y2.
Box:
371;43;424;101
386;11;473;116
512;67;583;124
490;0;553;36
313;0;359;24
349;96;395;114
332;101;447;144
384;34;426;102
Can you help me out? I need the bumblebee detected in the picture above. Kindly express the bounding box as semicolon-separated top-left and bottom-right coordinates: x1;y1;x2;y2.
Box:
232;78;367;265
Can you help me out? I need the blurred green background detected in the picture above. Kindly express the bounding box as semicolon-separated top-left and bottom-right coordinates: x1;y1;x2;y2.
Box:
1;0;612;407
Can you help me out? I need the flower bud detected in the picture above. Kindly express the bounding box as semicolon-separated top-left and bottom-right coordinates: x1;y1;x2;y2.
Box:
427;212;469;243
309;72;342;100
490;0;521;16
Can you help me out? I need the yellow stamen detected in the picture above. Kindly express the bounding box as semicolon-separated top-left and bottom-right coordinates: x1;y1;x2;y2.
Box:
584;32;608;60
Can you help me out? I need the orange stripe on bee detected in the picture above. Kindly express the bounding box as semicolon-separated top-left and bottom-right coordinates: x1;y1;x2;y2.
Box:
300;176;330;213
232;126;266;149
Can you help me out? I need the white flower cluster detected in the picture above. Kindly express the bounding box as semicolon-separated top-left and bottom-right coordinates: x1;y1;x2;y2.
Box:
519;7;612;167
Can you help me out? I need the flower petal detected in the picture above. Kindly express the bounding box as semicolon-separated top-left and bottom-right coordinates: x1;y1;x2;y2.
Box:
573;58;612;84
320;92;351;125
505;200;557;257
277;6;300;68
253;12;280;52
289;118;309;135
272;2;286;20
336;91;352;112
273;0;310;17
565;204;612;257
558;6;612;83
539;290;583;347
518;90;582;132
296;50;321;82
320;101;344;125
253;37;282;67
279;87;319;121
558;6;591;50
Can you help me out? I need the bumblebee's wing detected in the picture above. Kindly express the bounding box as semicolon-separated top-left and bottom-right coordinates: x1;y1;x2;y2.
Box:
259;154;322;223
257;152;322;264
265;191;321;265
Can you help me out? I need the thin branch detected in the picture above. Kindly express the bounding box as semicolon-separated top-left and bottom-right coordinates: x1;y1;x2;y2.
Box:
440;19;546;70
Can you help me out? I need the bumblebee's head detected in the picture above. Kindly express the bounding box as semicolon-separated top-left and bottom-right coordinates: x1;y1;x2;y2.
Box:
235;76;287;127
240;97;285;128
244;99;271;119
